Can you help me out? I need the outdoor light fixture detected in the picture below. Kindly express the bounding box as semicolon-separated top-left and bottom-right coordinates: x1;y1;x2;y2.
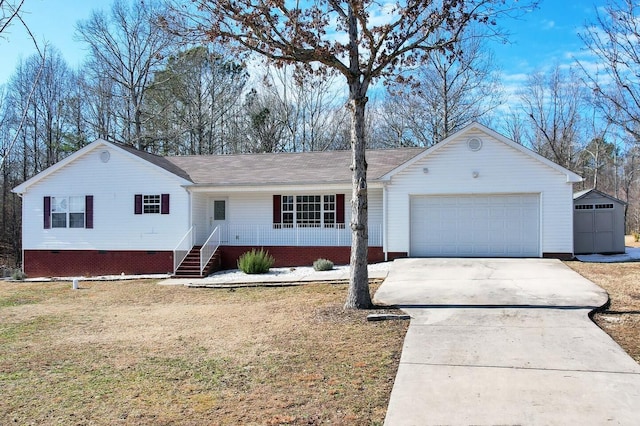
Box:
472;171;479;178
423;167;429;174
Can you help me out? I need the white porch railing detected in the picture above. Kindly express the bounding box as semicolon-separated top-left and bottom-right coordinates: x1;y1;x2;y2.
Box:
173;226;195;273
200;226;221;275
219;223;382;247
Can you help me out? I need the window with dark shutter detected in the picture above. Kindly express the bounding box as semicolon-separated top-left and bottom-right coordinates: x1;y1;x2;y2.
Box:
44;196;88;228
136;194;170;214
273;193;345;228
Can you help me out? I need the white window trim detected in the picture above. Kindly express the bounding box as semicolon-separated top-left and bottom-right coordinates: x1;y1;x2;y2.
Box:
280;194;340;228
51;195;86;229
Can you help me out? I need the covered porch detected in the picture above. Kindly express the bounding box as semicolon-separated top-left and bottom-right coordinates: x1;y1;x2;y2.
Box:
173;188;386;276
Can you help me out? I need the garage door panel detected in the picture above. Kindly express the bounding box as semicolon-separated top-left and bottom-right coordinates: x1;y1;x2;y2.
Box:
410;194;540;258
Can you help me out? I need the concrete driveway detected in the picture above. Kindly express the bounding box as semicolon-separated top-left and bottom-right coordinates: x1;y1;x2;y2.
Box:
373;258;640;426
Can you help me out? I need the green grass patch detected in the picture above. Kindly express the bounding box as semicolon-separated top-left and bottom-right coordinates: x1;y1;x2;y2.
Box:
0;315;61;343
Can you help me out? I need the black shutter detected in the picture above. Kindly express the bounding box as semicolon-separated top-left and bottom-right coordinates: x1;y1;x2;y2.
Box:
134;194;142;214
273;195;281;224
85;195;94;228
161;194;170;214
336;194;345;225
44;196;51;229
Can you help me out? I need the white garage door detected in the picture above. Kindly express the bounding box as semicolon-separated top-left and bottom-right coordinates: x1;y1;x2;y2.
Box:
410;194;540;257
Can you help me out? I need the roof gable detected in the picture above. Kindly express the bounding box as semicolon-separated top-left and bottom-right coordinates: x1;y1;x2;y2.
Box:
380;122;583;183
13;139;192;194
573;188;627;205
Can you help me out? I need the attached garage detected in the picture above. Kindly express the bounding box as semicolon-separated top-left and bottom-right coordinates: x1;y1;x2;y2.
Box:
573;189;626;254
382;122;583;260
410;194;540;257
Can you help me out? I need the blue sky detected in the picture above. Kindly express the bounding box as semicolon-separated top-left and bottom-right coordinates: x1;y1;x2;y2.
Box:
0;0;606;89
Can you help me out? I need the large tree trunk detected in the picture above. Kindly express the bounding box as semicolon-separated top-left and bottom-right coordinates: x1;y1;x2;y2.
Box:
345;80;372;309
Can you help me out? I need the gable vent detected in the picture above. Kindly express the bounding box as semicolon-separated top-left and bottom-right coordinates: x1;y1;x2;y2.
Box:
99;150;111;163
467;137;482;151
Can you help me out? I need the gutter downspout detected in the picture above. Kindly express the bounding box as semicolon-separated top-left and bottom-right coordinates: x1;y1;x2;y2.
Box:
383;182;388;261
183;185;194;245
15;191;25;273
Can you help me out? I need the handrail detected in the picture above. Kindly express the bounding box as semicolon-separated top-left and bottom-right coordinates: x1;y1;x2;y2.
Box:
219;223;382;247
200;226;220;276
173;226;195;274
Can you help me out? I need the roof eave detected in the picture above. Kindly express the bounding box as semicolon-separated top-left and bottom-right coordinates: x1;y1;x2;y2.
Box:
185;180;385;192
380;122;585;183
12;139;193;194
573;188;627;204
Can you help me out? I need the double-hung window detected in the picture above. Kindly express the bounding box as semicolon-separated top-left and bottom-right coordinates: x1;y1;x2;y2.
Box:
134;194;170;215
296;195;322;227
273;194;344;228
143;195;161;214
44;195;93;229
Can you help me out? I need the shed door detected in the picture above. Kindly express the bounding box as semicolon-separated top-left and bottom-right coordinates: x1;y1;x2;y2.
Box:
595;209;615;252
574;205;615;254
574;208;595;254
410;194;540;257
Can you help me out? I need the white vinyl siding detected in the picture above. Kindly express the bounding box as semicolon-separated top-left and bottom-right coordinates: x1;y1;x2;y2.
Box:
189;190;383;247
22;146;190;251
385;128;574;256
191;192;209;243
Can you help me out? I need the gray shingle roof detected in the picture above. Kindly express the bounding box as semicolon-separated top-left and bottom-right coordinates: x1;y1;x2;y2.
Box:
165;148;425;186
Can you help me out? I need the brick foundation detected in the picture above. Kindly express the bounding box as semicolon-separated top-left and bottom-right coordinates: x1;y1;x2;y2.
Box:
219;246;385;270
23;250;173;278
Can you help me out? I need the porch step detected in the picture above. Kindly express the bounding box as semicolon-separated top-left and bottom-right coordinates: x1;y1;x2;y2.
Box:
173;246;222;278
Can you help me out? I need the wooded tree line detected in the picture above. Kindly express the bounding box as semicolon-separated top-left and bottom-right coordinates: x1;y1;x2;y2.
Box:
1;0;640;268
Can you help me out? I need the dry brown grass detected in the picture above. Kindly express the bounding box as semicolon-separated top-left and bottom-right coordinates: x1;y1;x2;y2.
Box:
565;261;640;364
0;280;408;425
625;235;640;248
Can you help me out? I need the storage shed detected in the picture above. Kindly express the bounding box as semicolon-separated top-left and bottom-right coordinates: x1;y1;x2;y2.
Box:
573;189;626;254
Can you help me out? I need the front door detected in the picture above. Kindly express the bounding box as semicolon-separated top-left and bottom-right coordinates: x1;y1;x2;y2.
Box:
209;198;228;243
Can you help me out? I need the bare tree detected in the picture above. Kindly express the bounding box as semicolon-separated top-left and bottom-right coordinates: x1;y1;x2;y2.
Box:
579;0;640;141
0;0;45;269
0;0;44;171
169;0;535;308
34;47;73;167
77;0;176;150
0;0;25;36
145;46;248;155
63;70;93;150
518;65;585;170
256;65;348;152
381;28;503;146
620;145;640;232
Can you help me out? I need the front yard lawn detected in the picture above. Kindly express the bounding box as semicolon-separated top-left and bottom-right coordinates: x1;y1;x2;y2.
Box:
0;280;407;425
566;261;640;364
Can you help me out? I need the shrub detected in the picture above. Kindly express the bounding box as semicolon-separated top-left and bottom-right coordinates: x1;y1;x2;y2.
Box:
237;248;275;274
634;231;640;243
11;269;27;281
313;258;334;271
